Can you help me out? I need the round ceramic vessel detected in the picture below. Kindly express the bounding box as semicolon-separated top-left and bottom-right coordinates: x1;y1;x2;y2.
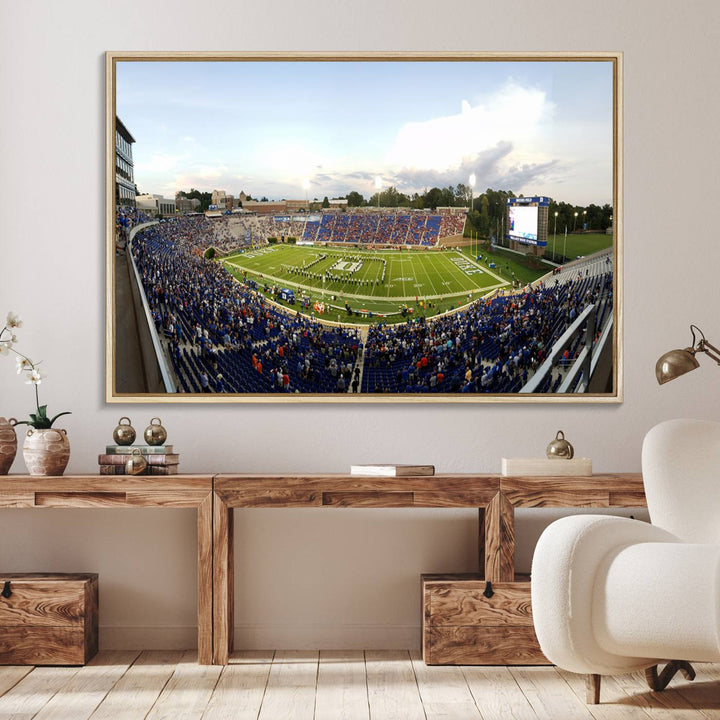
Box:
23;428;70;476
0;417;18;475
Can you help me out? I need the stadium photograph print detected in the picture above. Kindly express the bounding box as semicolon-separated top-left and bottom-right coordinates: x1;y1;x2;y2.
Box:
106;52;622;403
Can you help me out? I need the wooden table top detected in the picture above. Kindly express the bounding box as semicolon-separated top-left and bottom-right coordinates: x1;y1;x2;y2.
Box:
0;473;646;509
0;475;214;508
213;473;646;508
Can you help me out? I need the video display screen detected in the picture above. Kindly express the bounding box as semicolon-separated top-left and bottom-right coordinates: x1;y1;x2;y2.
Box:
508;205;538;242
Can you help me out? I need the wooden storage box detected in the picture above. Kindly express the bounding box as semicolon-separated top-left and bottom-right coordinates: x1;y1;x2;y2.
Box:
422;573;548;665
0;573;98;665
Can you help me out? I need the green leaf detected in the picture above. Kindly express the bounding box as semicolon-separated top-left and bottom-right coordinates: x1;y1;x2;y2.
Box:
36;405;48;419
48;411;71;427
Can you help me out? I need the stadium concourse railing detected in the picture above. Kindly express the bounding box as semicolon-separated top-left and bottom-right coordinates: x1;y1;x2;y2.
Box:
516;247;614;393
519;303;613;394
126;221;177;393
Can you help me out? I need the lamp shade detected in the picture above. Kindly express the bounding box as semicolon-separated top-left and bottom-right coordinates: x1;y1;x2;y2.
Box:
655;348;700;385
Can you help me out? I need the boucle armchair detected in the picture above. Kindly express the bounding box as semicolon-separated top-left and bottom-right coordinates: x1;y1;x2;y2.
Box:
531;418;720;703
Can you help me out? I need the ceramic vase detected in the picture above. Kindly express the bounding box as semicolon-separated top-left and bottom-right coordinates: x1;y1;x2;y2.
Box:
22;428;70;476
0;417;17;475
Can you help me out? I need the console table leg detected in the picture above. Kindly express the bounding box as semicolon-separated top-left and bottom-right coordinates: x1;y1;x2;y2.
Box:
478;507;486;576
197;493;213;665
484;492;515;582
213;493;234;664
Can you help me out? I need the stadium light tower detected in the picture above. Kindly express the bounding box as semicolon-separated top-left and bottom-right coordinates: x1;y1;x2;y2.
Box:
582;209;587;230
553;210;558;261
573;211;578;232
301;178;310;207
468;174;477;257
374;176;382;210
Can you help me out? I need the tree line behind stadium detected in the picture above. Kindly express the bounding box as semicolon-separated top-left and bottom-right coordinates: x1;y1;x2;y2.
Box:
175;185;613;244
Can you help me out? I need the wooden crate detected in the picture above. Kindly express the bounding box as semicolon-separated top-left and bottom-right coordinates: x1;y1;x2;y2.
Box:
422;573;548;665
0;573;98;665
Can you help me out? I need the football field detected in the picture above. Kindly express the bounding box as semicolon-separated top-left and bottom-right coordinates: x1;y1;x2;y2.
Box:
221;245;510;323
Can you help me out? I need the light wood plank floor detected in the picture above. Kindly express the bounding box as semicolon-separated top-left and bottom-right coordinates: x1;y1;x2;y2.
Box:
0;651;717;720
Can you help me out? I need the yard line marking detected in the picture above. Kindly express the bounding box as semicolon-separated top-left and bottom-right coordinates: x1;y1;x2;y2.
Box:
416;251;442;298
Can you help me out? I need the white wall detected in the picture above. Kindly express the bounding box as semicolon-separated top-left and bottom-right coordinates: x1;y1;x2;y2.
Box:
1;0;719;650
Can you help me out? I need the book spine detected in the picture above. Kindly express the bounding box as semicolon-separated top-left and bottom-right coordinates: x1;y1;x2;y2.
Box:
146;465;179;475
98;464;179;475
394;466;435;476
98;454;180;466
105;446;174;455
98;464;127;475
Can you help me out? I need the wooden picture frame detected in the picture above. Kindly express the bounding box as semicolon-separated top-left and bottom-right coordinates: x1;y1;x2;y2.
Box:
106;52;622;403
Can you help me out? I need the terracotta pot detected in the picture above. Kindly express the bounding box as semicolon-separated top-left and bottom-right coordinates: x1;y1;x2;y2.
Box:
0;417;18;475
22;428;70;476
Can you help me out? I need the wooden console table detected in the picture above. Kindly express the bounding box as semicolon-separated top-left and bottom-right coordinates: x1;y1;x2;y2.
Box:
212;473;646;665
0;473;647;666
0;475;214;665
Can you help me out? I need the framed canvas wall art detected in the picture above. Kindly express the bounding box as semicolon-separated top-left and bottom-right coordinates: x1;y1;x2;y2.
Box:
106;52;622;403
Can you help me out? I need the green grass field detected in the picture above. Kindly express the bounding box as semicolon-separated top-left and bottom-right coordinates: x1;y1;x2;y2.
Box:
544;232;613;261
221;245;514;324
458;245;548;285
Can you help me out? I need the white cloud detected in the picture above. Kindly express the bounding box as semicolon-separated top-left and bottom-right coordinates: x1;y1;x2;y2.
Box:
386;82;553;173
255;142;319;185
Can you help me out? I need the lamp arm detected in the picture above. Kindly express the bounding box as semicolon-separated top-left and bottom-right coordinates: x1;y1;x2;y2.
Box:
699;339;720;365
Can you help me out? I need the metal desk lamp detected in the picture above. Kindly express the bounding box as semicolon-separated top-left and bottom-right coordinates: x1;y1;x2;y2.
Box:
655;325;720;384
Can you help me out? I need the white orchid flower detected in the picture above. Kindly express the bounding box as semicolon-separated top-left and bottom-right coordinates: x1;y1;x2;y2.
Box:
25;368;46;385
16;356;33;373
3;310;71;429
6;312;22;329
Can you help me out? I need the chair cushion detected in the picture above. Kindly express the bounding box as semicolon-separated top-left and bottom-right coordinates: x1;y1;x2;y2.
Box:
593;541;720;661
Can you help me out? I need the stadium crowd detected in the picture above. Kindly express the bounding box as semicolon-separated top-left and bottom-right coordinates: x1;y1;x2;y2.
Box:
438;211;466;238
115;206;154;252
305;209;466;246
130;216;362;394
253;215;306;241
119;206;467;257
361;267;613;394
123;210;611;395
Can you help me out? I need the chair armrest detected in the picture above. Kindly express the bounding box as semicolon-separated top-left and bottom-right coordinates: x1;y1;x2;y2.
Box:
595;540;720;662
531;515;679;674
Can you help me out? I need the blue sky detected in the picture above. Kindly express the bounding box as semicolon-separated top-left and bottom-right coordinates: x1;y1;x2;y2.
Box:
117;60;614;206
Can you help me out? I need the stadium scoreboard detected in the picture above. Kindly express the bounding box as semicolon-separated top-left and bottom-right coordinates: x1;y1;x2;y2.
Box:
506;197;550;256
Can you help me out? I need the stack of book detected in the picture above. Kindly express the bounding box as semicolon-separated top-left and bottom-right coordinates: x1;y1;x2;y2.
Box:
98;445;180;475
